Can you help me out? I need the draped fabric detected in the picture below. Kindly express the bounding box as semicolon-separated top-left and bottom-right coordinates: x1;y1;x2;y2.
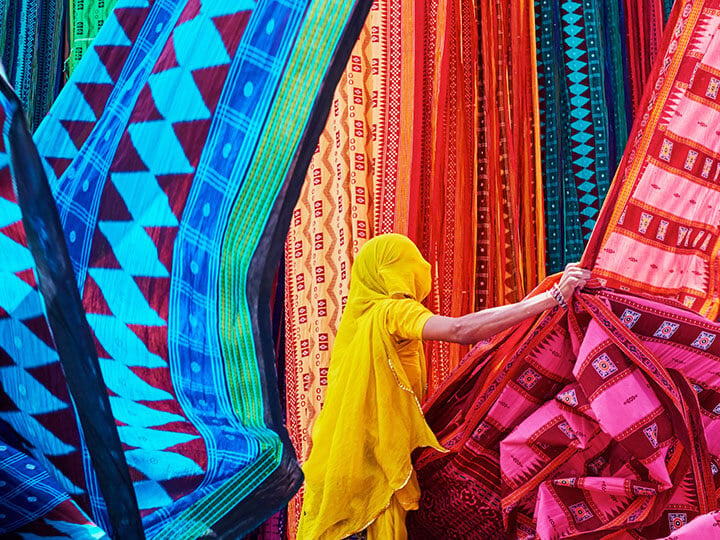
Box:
409;1;720;537
67;0;120;77
536;0;675;274
475;0;545;309
283;0;405;533
409;0;478;380
0;0;370;537
0;0;65;132
298;234;441;540
586;0;720;319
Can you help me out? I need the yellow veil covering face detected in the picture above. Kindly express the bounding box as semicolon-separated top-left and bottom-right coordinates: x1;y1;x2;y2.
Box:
297;234;443;540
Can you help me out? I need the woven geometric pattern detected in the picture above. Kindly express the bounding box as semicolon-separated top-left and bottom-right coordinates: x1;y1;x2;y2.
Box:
0;0;369;536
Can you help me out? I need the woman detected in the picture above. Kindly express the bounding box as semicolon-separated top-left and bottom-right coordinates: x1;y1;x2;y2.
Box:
297;234;589;540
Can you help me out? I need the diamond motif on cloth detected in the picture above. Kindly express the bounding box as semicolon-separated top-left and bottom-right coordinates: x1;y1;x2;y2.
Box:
659;139;673;161
702;157;713;178
557;421;576;440
620;309;641;329
653;321;679;339
643;423;659;448
632;484;657;496
706;77;720;99
684;149;698;170
588;455;607;475
569;502;593;523
553;478;576;487
656;220;668;241
591;353;617;379
691;330;715;350
668;513;687;531
518;367;541;390
638;212;653;234
557;389;578;407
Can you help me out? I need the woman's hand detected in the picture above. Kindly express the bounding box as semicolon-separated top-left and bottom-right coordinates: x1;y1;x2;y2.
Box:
556;263;591;302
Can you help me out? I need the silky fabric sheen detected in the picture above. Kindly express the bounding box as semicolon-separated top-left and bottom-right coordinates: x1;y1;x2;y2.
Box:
297;234;442;539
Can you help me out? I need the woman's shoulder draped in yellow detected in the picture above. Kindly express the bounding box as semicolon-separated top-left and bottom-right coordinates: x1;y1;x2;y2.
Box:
297;234;444;540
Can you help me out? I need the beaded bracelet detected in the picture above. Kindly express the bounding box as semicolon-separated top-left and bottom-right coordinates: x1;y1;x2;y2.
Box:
550;283;567;308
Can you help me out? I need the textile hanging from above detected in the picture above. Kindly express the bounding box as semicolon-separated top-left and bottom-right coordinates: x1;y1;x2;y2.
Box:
476;0;545;310
284;0;478;534
0;0;65;132
409;0;478;381
284;0;414;534
536;0;674;275
67;0;120;77
586;0;720;319
408;0;720;537
0;0;370;537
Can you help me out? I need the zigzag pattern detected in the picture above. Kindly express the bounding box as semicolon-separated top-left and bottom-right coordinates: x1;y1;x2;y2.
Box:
81;1;253;513
561;1;600;240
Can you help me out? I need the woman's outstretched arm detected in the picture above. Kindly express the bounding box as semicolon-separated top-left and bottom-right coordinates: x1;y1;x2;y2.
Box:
422;264;590;345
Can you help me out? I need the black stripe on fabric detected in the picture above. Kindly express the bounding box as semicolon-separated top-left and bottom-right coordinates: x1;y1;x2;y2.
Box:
207;0;374;537
0;75;145;540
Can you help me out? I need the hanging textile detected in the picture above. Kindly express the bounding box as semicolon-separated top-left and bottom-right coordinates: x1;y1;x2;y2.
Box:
284;0;414;534
475;0;545;308
0;0;65;131
408;0;478;381
586;0;720;318
0;0;371;537
67;0;120;77
409;0;720;537
537;0;675;275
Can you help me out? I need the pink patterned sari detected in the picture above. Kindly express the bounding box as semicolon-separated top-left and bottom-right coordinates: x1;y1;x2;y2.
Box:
409;1;720;537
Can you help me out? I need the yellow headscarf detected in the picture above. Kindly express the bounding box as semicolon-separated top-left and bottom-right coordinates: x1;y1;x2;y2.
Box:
297;234;444;540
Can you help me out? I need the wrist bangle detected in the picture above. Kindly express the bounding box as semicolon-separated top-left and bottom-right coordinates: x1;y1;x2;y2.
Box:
550;284;567;309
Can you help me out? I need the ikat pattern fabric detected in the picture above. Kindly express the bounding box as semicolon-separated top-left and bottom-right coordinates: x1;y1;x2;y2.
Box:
410;0;720;537
588;0;720;319
409;289;720;538
0;0;367;536
0;0;65;131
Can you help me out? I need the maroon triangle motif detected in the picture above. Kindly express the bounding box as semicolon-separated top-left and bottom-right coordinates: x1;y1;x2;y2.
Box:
44;157;74;181
15;268;37;289
129;86;165;123
34;410;78;444
22;315;54;348
25;366;72;405
60;120;96;151
96;180;134;222
94;45;130;84
129;319;168;361
88;325;114;360
212;11;252;58
177;0;202;26
133;275;171;323
191;65;230;111
75;83;114;119
86;227;123;270
142;227;178;275
155;173;194;221
82;272;116;316
0;344;14;367
1;221;27;247
173;119;212;168
152;32;180;74
0;172;17;201
109;131;149;173
45;454;87;494
114;7;151;44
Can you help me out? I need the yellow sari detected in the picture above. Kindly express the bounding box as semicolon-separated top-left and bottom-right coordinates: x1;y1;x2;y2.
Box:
297;234;444;540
